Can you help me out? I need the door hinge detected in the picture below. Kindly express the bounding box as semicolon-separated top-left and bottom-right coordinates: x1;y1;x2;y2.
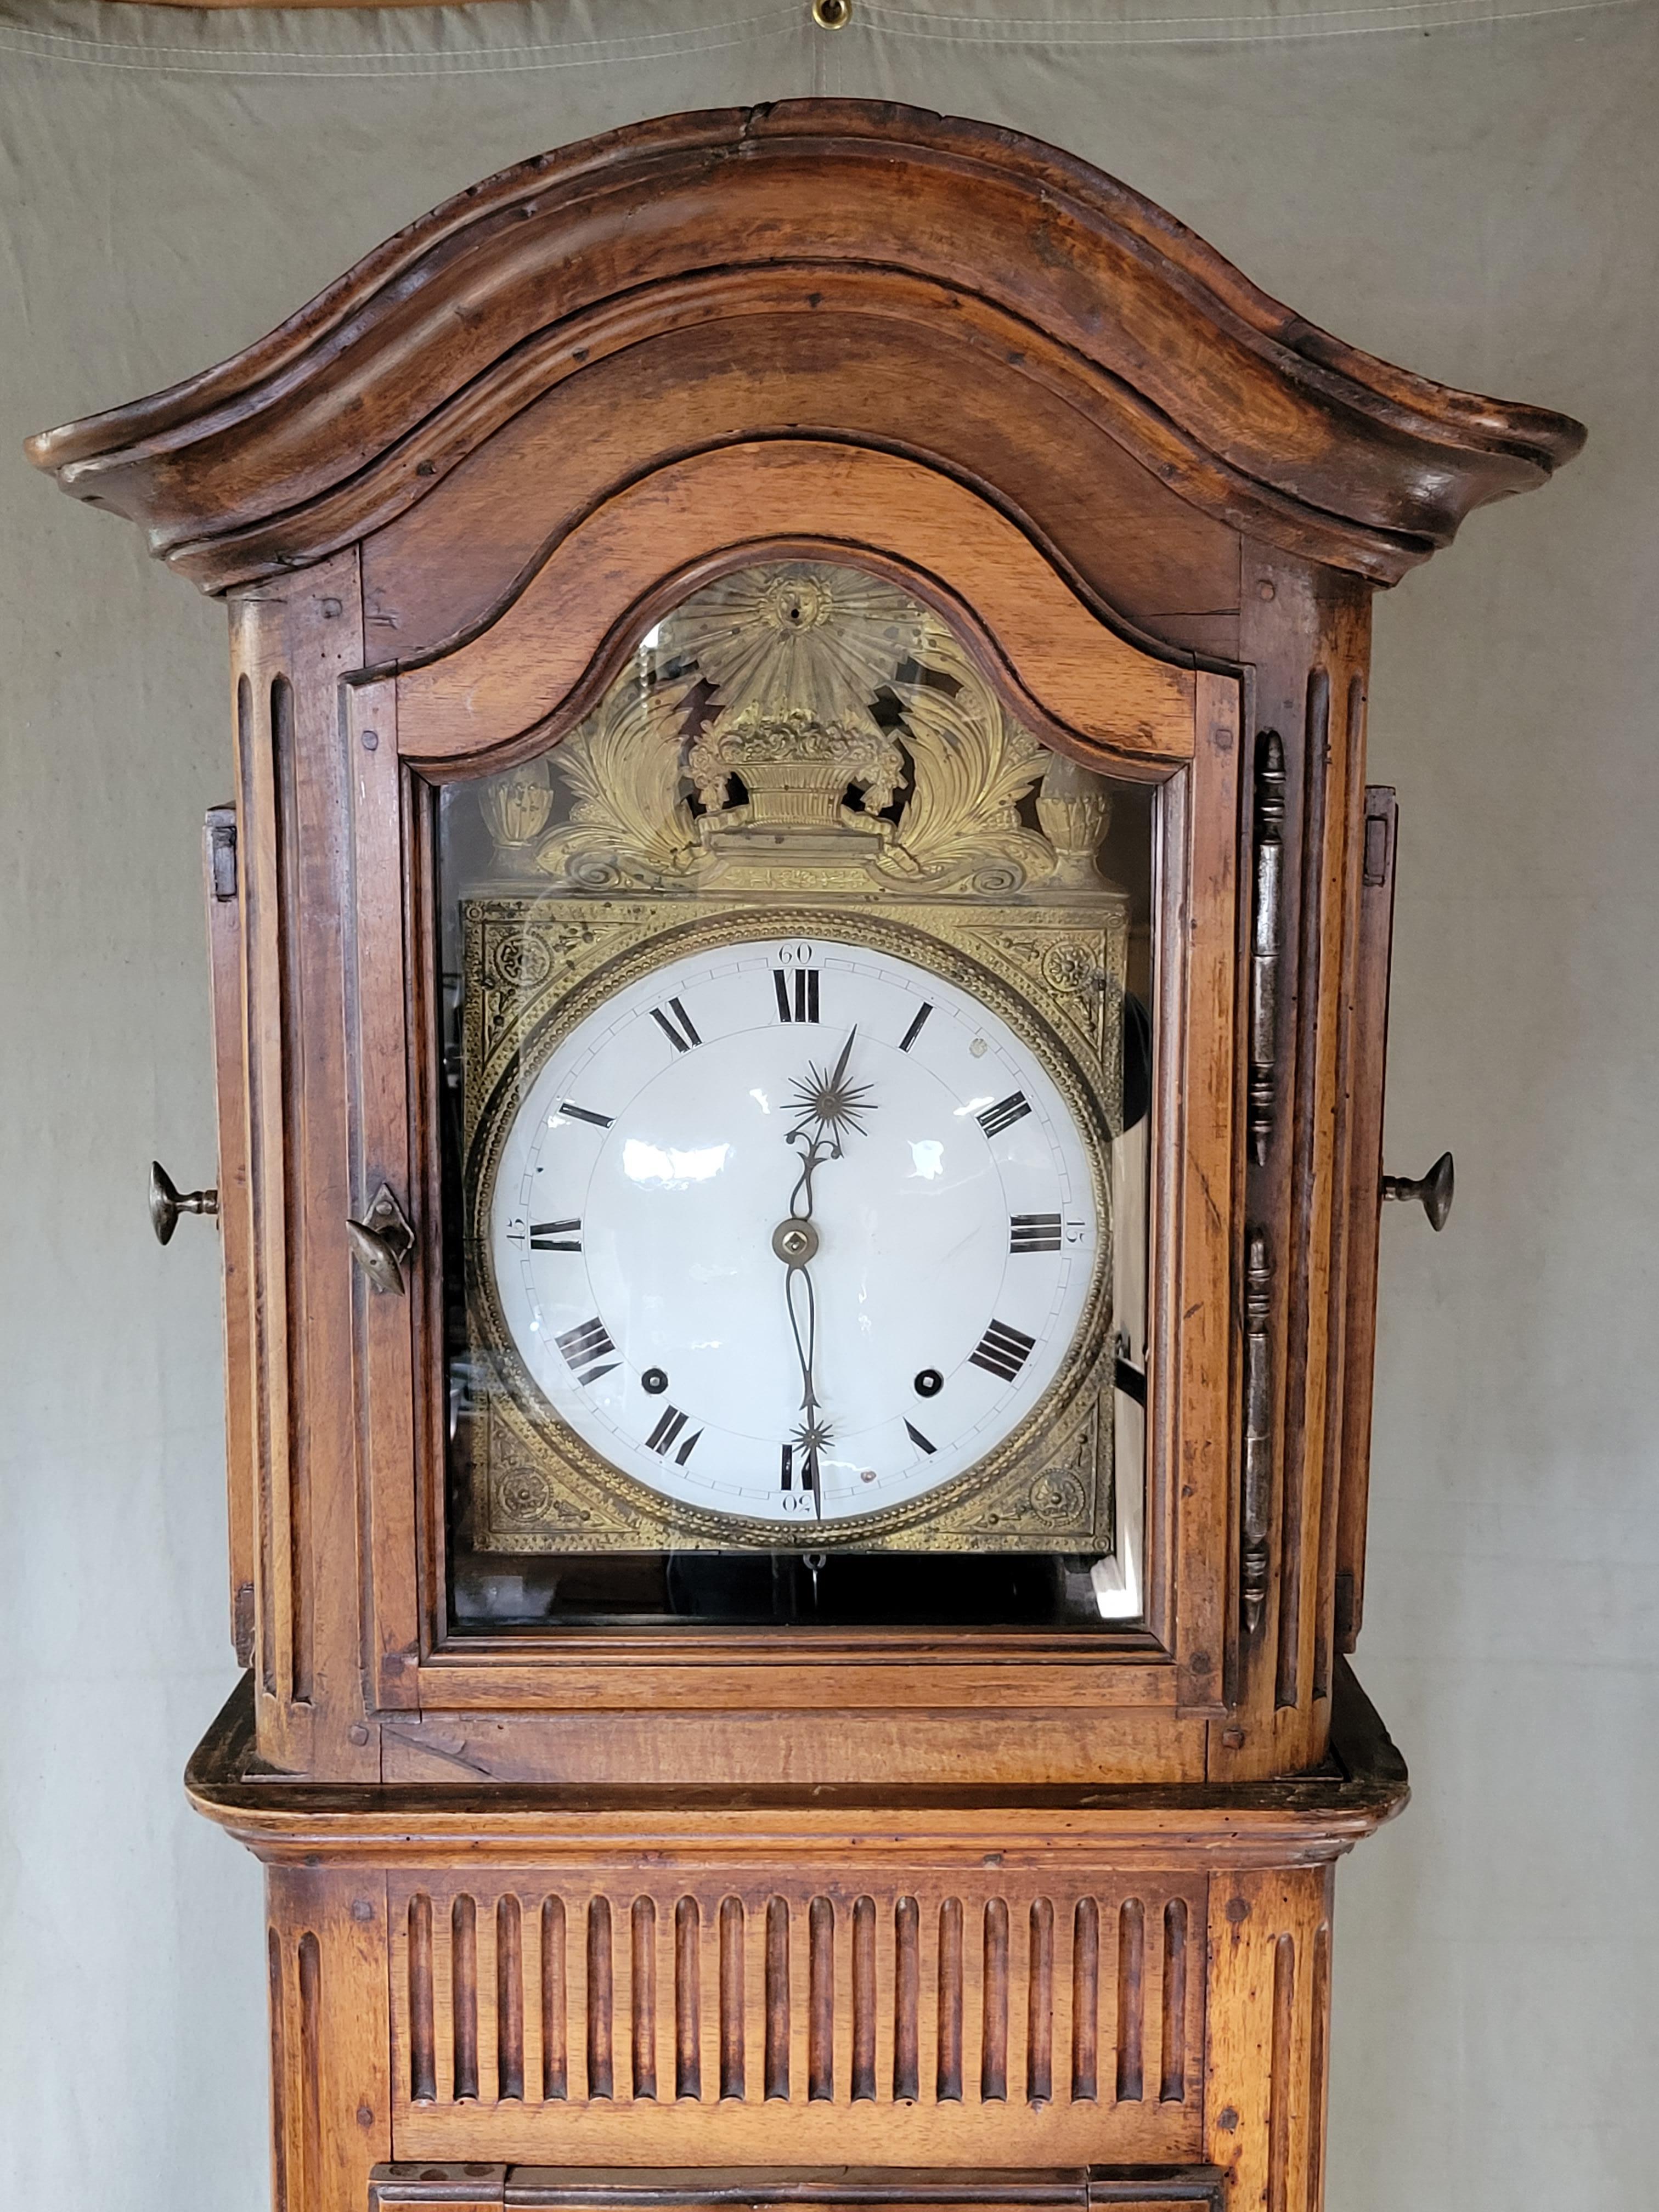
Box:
207;805;238;901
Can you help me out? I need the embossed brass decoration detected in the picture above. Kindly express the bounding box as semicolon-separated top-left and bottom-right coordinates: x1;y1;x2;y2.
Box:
521;673;703;892
463;901;1124;1555
462;562;1131;1556
488;563;1096;902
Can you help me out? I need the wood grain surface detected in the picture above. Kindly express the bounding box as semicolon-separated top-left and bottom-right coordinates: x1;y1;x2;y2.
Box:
38;103;1576;2212
27;104;1583;591
392;443;1195;773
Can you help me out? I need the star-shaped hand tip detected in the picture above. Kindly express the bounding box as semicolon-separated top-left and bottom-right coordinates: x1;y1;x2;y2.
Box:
788;1027;874;1148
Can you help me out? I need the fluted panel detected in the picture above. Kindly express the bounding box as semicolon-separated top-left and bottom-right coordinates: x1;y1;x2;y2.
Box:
1159;1898;1188;2104
498;1896;524;2101
893;1897;920;2104
586;1898;613;2100
763;1897;791;2101
936;1897;964;2101
674;1896;700;2100
451;1897;478;2102
1267;1932;1297;2212
1115;1897;1145;2102
540;1898;566;2100
390;1873;1203;2164
851;1898;878;2102
718;1897;744;2101
1071;1895;1099;2101
630;1898;656;2101
808;1896;833;2102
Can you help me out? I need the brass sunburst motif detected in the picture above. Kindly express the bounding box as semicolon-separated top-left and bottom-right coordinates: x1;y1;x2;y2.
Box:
662;562;927;737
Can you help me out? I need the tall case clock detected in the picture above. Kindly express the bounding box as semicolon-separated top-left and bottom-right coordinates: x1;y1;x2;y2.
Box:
30;104;1581;2212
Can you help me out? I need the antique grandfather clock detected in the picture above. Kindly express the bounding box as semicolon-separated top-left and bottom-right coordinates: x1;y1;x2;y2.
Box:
30;104;1580;2212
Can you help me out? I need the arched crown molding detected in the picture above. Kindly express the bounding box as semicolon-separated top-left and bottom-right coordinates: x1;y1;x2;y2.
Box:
25;100;1584;595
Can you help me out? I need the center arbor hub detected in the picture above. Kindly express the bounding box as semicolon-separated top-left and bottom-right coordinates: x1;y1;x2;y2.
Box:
772;1218;820;1266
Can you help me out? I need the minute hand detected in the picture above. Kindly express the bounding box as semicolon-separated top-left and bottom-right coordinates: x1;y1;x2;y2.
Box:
781;1028;874;1518
783;1252;827;1520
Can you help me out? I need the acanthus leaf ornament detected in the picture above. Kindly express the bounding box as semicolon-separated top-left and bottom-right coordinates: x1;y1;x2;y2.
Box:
877;610;1054;893
516;672;702;891
478;563;1116;902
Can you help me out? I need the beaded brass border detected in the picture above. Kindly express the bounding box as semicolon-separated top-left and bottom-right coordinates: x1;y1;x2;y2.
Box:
461;898;1128;1556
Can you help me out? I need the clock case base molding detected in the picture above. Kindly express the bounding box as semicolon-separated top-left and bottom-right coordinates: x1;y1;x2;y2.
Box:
194;1660;1404;2212
368;2172;1229;2212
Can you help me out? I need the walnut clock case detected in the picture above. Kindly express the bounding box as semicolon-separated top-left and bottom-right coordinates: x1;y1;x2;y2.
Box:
30;104;1581;2212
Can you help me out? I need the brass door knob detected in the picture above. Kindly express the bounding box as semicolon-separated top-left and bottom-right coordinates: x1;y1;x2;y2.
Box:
1382;1149;1454;1231
150;1161;218;1245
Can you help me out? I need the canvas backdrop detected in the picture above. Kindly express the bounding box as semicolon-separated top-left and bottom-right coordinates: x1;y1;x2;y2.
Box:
2;2;1655;2205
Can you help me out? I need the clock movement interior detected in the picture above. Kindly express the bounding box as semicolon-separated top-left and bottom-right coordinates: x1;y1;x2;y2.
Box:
432;561;1157;1634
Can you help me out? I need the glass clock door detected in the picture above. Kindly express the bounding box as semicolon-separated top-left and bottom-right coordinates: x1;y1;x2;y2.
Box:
428;561;1156;1635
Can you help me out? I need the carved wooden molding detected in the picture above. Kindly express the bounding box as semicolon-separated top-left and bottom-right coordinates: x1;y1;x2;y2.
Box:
391;445;1195;771
185;1671;1410;1866
26;103;1583;594
387;1874;1205;2163
366;2167;1228;2211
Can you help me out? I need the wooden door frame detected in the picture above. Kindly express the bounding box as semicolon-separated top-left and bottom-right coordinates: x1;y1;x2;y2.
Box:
345;442;1244;1731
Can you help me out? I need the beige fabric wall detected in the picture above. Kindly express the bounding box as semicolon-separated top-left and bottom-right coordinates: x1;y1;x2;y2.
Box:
2;3;1654;2206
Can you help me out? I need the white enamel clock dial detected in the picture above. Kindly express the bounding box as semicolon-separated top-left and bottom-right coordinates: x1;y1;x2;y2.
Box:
487;933;1102;1530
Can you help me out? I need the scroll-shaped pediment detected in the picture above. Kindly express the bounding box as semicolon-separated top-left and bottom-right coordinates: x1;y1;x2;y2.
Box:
26;100;1582;594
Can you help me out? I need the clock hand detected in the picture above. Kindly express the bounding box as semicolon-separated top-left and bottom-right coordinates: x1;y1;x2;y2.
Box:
827;1023;859;1106
784;1252;829;1521
777;1026;875;1522
786;1026;874;1182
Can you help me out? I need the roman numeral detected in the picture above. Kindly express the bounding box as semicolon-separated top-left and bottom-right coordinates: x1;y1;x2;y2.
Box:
529;1218;582;1252
904;1420;936;1455
559;1102;613;1130
978;1092;1031;1138
780;1443;814;1493
555;1315;619;1385
969;1318;1037;1383
773;967;820;1023
646;1404;701;1464
1009;1212;1063;1254
649;997;702;1054
899;1002;933;1053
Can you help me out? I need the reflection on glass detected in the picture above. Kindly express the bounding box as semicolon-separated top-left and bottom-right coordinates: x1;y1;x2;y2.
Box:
435;562;1155;1634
